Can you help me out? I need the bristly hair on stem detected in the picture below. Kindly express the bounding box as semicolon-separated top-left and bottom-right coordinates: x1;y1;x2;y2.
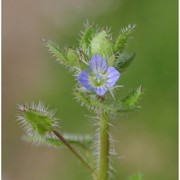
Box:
17;22;143;180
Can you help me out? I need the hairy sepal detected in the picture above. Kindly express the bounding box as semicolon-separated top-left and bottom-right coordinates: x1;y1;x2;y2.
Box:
74;91;117;112
120;86;142;110
74;90;141;113
114;24;136;54
114;52;136;72
79;23;96;53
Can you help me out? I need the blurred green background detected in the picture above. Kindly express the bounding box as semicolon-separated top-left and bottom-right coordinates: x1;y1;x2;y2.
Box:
3;0;177;179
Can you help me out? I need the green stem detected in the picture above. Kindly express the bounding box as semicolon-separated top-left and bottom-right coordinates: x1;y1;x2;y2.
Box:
98;112;109;180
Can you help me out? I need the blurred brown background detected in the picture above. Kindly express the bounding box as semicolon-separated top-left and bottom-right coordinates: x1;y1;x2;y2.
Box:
2;0;178;180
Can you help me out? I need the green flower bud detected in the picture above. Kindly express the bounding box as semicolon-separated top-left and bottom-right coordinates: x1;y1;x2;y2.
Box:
90;30;113;58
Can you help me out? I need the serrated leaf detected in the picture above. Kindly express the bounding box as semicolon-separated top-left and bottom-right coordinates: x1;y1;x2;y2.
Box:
114;24;136;53
115;52;136;72
121;86;142;109
128;173;144;180
90;30;113;58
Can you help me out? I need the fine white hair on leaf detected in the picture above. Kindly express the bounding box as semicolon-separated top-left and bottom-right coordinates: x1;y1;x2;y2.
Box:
17;101;59;137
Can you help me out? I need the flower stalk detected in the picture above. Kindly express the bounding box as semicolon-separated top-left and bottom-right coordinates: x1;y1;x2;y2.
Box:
98;112;109;180
52;130;96;177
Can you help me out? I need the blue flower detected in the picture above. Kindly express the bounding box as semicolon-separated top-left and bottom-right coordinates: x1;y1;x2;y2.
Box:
78;54;120;96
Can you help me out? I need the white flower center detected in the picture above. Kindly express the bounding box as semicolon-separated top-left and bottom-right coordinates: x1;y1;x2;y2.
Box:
96;73;103;83
89;72;107;87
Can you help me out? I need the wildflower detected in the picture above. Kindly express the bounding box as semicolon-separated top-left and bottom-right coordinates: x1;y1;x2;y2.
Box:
78;54;120;96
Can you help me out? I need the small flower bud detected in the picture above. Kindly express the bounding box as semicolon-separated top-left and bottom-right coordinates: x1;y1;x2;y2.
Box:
90;31;113;58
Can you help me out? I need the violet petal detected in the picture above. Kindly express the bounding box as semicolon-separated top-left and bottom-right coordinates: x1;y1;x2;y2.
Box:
78;71;93;90
89;54;107;73
106;67;120;88
93;87;108;96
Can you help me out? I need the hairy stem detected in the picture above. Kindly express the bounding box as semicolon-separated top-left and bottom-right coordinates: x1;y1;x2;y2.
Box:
52;130;96;178
98;112;109;180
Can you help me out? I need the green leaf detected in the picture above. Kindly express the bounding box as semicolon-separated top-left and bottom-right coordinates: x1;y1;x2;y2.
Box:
23;134;63;146
63;133;93;149
121;86;142;109
74;90;138;113
114;24;136;53
90;30;113;58
74;91;117;112
45;40;67;64
23;133;93;149
24;111;53;135
45;40;79;72
107;54;115;66
74;91;91;105
17;102;58;136
115;52;136;72
80;24;95;52
66;48;80;67
128;173;144;180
